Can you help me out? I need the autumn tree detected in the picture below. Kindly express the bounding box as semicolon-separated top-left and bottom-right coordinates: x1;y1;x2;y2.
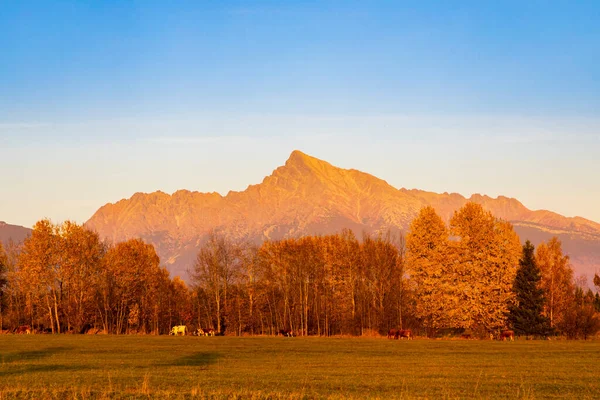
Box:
406;206;455;334
237;244;260;335
536;238;574;328
167;276;193;328
407;203;521;336
59;221;105;332
320;230;362;335
18;219;62;332
192;233;243;334
560;285;600;339
449;203;521;334
257;239;293;334
360;233;403;334
1;240;23;330
102;239;163;334
508;241;552;337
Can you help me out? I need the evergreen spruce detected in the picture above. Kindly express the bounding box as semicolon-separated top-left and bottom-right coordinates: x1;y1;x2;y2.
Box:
508;241;552;336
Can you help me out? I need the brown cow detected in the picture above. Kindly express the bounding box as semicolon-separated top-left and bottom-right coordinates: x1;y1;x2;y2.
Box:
397;329;412;340
387;329;397;339
197;328;215;336
500;330;514;341
15;325;31;334
278;329;294;337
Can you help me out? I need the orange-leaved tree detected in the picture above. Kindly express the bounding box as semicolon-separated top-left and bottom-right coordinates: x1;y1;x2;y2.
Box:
102;239;163;334
449;203;521;334
406;206;455;334
59;221;105;333
535;237;574;329
18;219;62;333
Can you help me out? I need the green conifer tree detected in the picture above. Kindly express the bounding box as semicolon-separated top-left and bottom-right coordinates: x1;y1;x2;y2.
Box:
508;241;552;337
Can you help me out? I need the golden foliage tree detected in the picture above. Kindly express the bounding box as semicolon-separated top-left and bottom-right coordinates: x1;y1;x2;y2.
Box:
407;203;521;335
102;238;164;334
536;237;574;328
18;219;62;332
450;203;521;333
59;221;105;332
406;206;455;333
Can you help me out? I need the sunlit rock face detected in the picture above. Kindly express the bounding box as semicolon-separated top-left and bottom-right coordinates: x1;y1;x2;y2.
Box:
86;150;600;282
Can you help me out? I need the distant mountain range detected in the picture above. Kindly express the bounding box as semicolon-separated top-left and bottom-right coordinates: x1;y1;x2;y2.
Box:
85;150;600;282
0;221;31;247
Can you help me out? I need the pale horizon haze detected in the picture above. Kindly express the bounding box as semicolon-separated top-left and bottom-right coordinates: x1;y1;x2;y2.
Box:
1;1;599;228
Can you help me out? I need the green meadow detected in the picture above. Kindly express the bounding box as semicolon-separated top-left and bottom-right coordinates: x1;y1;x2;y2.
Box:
0;335;598;399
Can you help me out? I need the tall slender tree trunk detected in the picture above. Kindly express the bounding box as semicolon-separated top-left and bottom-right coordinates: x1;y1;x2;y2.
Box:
45;294;55;333
215;290;221;333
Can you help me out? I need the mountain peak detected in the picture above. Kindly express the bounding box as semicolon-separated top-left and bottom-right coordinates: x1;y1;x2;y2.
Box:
283;150;340;178
286;150;324;167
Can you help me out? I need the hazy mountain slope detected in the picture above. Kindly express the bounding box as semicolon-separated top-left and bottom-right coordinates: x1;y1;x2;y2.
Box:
86;151;600;281
0;221;31;246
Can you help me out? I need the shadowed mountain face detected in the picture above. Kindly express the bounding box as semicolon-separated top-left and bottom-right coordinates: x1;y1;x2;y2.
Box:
85;151;600;281
0;221;31;246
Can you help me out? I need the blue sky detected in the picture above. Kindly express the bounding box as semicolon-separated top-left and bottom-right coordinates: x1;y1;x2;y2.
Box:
1;1;599;227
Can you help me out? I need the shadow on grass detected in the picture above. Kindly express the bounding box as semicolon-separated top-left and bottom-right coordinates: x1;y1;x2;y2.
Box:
161;352;219;368
1;346;72;364
0;347;93;377
0;363;95;377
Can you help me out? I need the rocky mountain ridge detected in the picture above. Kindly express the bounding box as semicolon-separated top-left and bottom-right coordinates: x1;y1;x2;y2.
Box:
86;150;600;281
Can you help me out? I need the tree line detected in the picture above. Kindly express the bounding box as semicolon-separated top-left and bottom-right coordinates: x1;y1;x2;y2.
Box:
0;203;599;338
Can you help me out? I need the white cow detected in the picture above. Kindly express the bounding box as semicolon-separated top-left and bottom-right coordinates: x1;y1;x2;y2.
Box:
170;325;187;336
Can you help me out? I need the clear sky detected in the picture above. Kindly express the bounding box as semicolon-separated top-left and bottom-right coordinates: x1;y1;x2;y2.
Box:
1;0;599;228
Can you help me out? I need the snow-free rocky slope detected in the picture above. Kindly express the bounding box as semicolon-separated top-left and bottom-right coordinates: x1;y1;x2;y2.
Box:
86;151;600;281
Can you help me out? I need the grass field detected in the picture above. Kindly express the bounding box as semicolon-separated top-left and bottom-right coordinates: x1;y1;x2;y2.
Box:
0;335;599;399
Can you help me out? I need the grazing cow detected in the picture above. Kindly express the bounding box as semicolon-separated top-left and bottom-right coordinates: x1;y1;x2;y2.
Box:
387;329;398;339
197;328;215;336
80;323;93;335
21;326;31;334
397;329;412;340
278;329;295;337
15;325;31;334
170;325;187;336
500;330;514;341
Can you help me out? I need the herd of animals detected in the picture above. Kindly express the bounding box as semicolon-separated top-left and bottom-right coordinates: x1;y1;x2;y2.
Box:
169;325;218;336
168;326;296;337
2;324;516;341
